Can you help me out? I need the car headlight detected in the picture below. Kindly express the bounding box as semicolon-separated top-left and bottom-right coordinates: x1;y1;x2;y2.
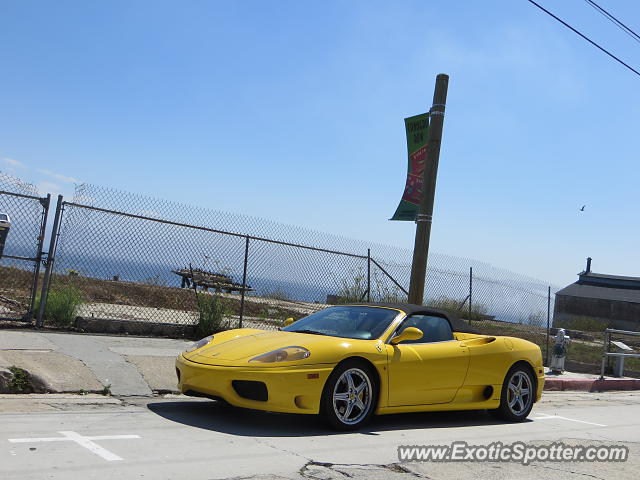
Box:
185;335;213;353
249;346;310;363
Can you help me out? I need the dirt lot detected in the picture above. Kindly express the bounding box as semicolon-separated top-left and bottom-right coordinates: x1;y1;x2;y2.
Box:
0;265;325;326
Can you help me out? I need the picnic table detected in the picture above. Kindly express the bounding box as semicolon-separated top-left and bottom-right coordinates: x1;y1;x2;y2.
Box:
172;268;253;294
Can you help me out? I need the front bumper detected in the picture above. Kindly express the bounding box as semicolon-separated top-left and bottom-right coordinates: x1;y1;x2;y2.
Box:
175;354;334;414
537;372;545;402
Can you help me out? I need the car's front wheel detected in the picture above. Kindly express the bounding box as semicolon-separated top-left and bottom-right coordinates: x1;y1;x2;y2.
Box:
320;360;378;430
491;364;535;422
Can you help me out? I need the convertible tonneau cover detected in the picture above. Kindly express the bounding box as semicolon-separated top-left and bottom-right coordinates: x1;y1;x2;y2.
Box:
349;302;481;335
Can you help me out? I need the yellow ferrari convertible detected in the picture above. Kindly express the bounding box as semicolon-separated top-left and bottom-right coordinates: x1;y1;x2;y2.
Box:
176;303;544;430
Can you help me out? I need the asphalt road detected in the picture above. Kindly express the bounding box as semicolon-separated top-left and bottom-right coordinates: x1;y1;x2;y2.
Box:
1;391;638;480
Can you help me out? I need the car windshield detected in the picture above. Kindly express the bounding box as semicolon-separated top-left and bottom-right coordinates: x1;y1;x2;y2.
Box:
282;306;400;340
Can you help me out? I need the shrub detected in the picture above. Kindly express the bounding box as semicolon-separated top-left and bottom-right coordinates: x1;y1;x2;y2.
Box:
37;285;84;327
526;311;545;327
195;293;230;337
334;271;368;304
334;269;405;304
9;366;30;392
370;271;406;303
556;316;608;332
427;295;487;321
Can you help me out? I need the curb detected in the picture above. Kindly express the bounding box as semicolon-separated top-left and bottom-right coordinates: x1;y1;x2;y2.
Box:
544;378;640;392
74;316;194;337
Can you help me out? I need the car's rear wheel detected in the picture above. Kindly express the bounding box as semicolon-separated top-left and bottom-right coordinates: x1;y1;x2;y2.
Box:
491;364;535;422
320;360;378;430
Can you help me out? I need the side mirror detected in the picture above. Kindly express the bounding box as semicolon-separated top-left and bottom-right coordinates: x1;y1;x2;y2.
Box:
391;327;423;345
283;317;294;327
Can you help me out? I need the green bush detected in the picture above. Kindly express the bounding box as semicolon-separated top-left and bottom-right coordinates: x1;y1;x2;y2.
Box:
427;296;487;321
36;286;84;327
195;293;229;337
556;316;608;332
9;366;30;392
526;311;545;327
334;270;406;304
334;271;368;304
368;270;405;303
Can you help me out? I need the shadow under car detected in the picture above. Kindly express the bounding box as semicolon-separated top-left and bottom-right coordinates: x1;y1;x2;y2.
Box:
146;398;529;437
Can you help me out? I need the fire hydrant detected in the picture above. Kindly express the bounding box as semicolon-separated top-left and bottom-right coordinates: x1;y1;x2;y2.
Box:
550;328;571;373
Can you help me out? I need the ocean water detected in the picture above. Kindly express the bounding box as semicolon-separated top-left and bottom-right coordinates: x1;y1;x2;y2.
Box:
1;241;553;326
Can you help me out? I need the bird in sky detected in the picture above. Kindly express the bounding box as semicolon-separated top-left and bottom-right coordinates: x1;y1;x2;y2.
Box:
580;205;586;211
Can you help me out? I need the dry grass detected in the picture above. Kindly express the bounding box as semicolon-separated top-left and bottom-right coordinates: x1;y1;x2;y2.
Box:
0;266;34;305
0;265;309;322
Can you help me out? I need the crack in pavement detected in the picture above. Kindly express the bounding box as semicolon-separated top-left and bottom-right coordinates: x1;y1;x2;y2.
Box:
214;460;432;480
43;334;152;396
251;436;313;463
527;463;608;480
299;461;431;479
242;435;432;480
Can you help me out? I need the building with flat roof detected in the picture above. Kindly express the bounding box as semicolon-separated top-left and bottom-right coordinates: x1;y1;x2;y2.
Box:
553;258;640;331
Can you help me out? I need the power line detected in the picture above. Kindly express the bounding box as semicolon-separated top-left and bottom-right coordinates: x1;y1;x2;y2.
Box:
526;0;640;77
584;0;640;44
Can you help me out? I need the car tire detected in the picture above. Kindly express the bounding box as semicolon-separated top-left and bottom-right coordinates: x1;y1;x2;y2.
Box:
490;364;536;422
320;360;378;430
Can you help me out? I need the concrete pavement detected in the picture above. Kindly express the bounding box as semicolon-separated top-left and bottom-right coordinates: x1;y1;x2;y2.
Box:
0;328;638;395
0;329;191;395
1;328;638;479
0;391;638;479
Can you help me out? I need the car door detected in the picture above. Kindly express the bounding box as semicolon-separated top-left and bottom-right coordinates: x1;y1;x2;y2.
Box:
386;315;470;406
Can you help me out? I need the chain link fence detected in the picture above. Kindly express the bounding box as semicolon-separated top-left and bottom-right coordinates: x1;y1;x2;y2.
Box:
32;182;558;350
360;256;556;361
0;173;561;361
0;171;49;321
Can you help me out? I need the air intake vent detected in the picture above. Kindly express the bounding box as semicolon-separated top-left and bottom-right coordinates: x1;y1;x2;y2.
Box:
232;380;268;401
482;386;493;399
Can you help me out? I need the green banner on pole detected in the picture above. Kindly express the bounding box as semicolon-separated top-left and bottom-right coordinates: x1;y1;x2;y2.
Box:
390;113;429;221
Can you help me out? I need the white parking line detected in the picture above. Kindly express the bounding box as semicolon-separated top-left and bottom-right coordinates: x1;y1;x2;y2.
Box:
532;413;607;427
8;431;141;461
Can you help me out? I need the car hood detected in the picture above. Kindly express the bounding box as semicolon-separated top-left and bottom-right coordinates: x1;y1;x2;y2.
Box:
185;329;381;365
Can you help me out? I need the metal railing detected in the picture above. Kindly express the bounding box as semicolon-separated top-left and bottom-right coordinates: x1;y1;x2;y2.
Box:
600;328;640;379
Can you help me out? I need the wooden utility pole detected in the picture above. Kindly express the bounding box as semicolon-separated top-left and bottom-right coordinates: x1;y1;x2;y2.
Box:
408;74;449;305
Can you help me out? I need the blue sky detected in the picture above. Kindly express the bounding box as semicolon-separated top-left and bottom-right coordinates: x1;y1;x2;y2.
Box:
1;0;639;287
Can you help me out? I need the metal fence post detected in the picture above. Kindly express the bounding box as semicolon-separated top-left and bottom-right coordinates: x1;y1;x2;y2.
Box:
367;249;371;302
600;330;610;379
26;194;51;321
239;236;250;328
36;195;63;328
546;286;551;366
468;267;473;325
607;331;612;372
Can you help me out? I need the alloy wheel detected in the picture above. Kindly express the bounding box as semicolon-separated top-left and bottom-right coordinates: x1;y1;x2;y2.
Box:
507;371;532;416
332;367;373;426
